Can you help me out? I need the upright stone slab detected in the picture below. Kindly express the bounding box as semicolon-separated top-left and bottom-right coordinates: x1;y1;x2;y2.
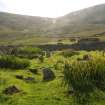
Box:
42;68;55;81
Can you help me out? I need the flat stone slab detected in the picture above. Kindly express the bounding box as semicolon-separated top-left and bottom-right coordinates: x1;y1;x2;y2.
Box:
3;85;20;95
24;77;35;83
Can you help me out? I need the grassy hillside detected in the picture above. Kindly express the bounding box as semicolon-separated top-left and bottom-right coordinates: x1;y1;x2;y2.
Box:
0;4;105;44
1;49;105;105
0;12;55;45
55;4;105;36
0;12;53;34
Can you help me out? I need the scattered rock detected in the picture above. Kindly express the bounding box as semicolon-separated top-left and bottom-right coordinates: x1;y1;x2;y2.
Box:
29;68;38;74
15;75;23;79
68;90;74;95
15;74;35;83
42;68;55;81
3;85;20;95
46;51;51;58
83;54;92;60
24;77;35;83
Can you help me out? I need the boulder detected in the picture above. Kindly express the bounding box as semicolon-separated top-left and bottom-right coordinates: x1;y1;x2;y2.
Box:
3;85;20;95
15;75;23;79
42;68;55;81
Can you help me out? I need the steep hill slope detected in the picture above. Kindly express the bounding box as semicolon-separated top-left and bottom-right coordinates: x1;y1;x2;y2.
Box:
0;12;54;35
0;4;105;45
55;4;105;36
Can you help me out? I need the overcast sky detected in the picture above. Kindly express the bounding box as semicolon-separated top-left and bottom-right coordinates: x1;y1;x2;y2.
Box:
0;0;105;18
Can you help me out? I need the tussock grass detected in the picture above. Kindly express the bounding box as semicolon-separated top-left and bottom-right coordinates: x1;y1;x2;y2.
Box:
63;57;105;93
63;56;105;104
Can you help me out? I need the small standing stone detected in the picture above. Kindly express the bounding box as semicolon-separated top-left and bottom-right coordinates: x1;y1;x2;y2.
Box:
42;68;55;81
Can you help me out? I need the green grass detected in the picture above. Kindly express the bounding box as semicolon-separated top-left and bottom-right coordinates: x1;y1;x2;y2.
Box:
15;46;44;59
0;36;77;45
0;69;73;105
0;55;30;69
63;57;105;93
1;51;105;105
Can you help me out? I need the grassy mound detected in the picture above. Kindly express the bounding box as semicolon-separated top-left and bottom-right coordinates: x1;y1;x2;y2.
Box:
60;49;79;58
0;55;30;69
14;47;44;59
